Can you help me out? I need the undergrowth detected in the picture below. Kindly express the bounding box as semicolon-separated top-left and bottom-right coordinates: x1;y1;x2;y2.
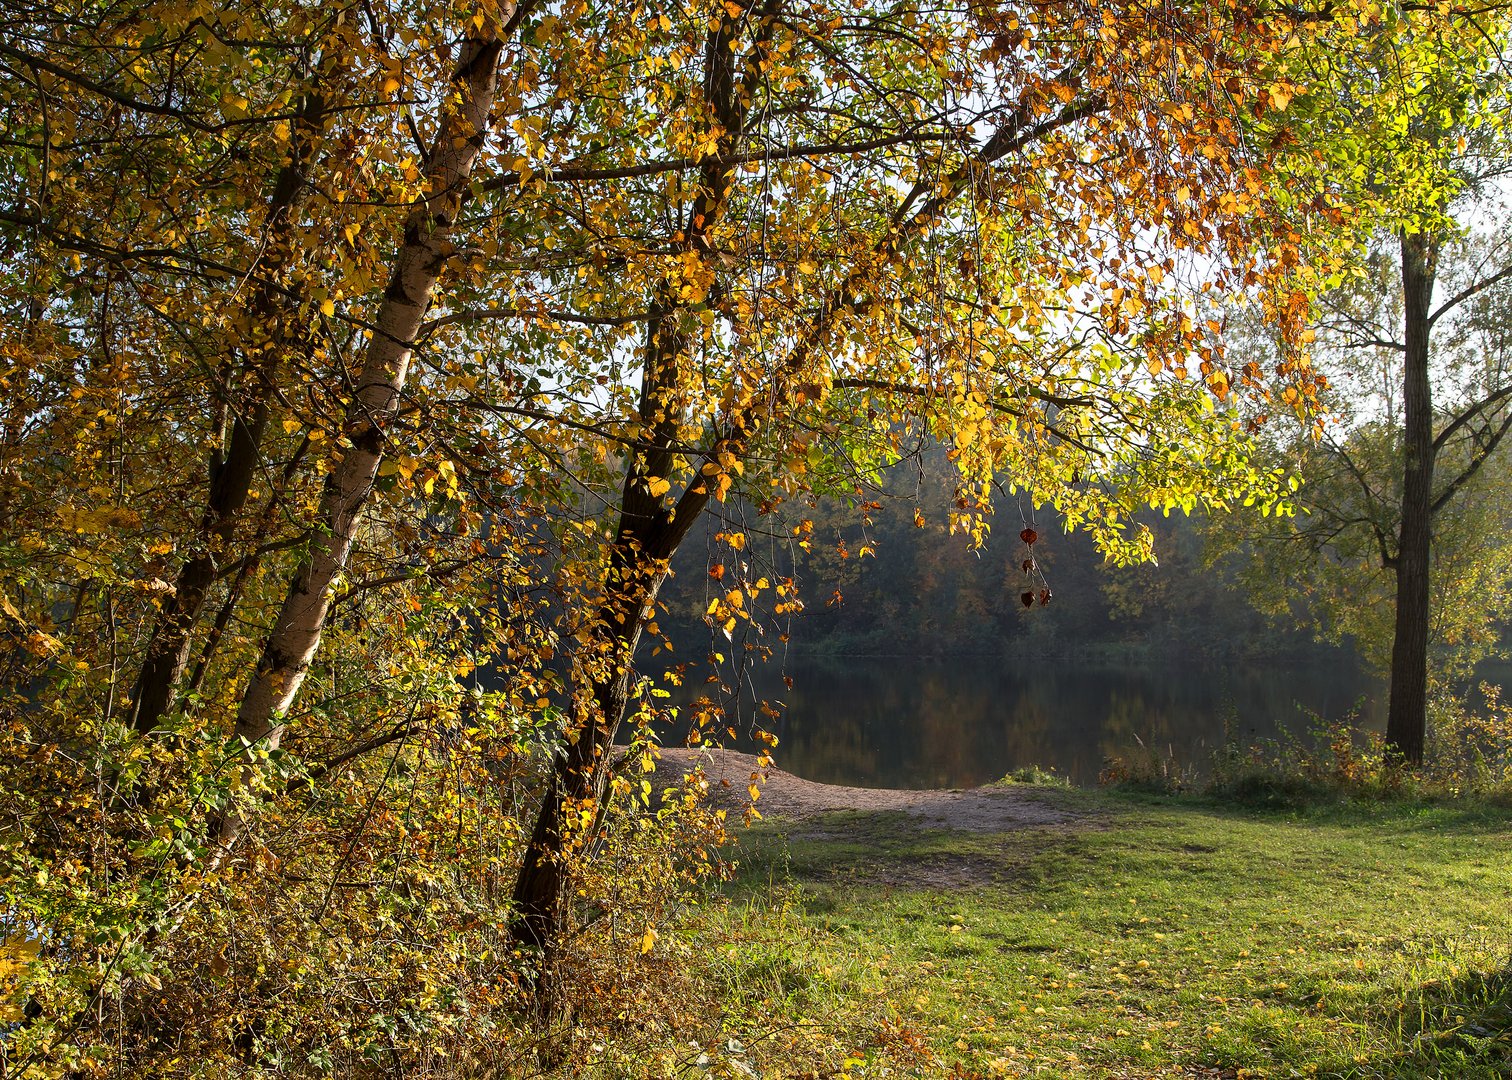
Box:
1100;681;1512;809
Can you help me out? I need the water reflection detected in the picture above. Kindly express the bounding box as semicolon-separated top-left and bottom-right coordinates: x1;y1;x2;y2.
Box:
658;656;1389;788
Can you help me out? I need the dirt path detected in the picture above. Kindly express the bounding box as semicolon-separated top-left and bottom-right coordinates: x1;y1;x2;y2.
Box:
653;747;1085;833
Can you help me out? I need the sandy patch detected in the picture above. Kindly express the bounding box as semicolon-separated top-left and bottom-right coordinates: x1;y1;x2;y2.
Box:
652;747;1084;833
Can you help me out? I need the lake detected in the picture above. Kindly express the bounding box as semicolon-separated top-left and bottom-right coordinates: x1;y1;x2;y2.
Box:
658;654;1393;788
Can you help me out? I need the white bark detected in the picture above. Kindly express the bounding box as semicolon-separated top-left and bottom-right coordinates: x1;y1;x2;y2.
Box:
225;29;509;830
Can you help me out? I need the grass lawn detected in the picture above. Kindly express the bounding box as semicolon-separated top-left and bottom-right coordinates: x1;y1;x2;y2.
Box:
686;787;1512;1078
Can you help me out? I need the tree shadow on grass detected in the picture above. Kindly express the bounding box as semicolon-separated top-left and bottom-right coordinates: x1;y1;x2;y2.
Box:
1116;782;1512;837
719;810;1079;900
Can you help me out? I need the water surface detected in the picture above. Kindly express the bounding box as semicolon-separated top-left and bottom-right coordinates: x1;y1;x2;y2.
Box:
660;655;1388;788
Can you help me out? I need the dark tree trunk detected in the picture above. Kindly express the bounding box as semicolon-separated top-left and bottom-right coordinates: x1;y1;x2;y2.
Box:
506;597;643;971
126;96;322;734
506;519;702;997
128;403;273;732
1385;228;1439;765
507;307;700;994
505;0;765;985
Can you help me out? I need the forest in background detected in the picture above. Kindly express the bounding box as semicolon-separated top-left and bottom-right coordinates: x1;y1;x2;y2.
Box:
660;447;1333;664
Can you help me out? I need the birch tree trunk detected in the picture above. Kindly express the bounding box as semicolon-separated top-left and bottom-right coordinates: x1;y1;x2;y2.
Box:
221;25;514;845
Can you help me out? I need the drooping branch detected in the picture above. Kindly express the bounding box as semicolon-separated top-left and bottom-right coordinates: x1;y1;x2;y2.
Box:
1327;442;1398;569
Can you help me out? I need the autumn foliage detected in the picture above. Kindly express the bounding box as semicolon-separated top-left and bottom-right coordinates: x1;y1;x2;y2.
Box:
0;0;1484;1073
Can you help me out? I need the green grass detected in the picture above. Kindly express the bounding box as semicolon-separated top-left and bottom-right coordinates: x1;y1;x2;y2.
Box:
687;789;1512;1079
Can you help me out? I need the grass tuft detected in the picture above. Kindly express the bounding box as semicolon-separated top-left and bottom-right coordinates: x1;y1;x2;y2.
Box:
996;764;1071;787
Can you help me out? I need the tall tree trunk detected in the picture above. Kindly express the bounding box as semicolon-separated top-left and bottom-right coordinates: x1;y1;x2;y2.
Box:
220;25;513;847
127;92;323;734
505;1;771;986
507;302;706;972
1385;228;1439;765
505;558;656;970
503;366;694;1002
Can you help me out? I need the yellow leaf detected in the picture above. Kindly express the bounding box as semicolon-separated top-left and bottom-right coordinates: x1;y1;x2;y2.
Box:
320;298;335;317
640;928;658;954
647;476;671;497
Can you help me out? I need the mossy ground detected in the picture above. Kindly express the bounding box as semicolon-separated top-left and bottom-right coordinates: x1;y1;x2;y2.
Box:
685;788;1512;1078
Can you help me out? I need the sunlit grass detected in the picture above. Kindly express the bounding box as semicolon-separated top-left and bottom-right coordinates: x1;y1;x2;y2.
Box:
687;790;1512;1078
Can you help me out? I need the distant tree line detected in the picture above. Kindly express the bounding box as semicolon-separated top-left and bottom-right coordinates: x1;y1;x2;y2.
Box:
657;447;1343;664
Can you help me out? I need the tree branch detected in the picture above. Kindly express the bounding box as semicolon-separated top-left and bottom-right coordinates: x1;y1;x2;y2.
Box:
1431;407;1512;516
1431;382;1512;454
419;305;652;337
478;130;953;192
1428;260;1512;328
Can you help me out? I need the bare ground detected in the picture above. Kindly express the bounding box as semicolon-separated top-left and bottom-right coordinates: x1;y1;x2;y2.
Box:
652;747;1088;833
